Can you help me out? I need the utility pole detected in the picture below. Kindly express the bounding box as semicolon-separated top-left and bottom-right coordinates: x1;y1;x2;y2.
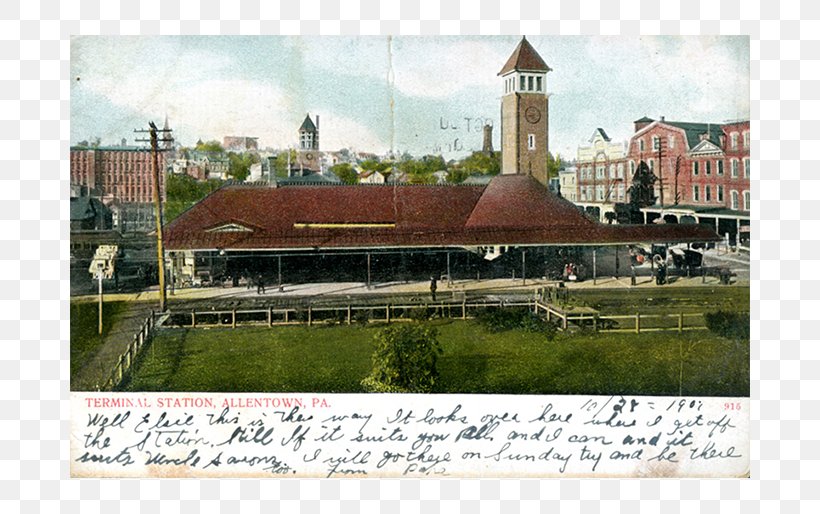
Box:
657;136;665;211
135;121;173;312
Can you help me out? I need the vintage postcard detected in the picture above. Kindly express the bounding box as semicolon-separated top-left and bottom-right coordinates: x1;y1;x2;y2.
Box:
69;35;750;478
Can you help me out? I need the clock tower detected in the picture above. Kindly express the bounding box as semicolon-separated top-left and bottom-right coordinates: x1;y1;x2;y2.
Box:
296;113;320;173
499;37;551;186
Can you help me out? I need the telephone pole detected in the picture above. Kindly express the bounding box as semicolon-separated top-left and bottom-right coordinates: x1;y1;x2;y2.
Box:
135;121;173;311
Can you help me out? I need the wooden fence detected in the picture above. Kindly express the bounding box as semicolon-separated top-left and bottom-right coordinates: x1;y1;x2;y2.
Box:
102;311;156;391
160;299;722;334
533;301;710;333
164;300;534;328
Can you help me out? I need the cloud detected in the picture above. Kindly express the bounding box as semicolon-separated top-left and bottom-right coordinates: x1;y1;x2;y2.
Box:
392;39;508;99
315;112;389;153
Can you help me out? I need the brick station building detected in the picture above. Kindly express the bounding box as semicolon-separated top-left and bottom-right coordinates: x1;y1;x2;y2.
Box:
163;38;720;288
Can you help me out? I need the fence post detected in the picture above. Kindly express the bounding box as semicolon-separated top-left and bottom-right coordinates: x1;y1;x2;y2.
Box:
593;314;598;332
678;313;684;333
191;310;196;327
347;305;352;325
635;313;641;334
462;300;466;320
562;313;568;331
116;356;124;383
386;304;390;323
268;306;273;327
232;309;236;329
285;309;289;323
308;306;312;326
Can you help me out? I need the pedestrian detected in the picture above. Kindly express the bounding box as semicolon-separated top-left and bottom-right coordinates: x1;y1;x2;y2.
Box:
246;271;252;290
430;275;437;302
257;274;265;294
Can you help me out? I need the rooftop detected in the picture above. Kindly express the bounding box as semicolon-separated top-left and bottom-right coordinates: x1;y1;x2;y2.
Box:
498;37;552;76
165;175;719;251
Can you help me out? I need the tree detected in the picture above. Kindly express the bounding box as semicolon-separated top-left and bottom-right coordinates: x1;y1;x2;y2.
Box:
164;173;223;222
227;152;258;182
460;151;500;176
628;161;657;209
273;150;297;178
330;163;359;184
547;152;562;179
195;140;225;156
360;325;443;393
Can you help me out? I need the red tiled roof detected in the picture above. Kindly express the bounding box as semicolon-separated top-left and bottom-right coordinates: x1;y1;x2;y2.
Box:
164;175;719;251
498;37;551;76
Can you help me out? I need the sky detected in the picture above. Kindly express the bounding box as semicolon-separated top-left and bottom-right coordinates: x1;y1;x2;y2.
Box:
70;35;749;160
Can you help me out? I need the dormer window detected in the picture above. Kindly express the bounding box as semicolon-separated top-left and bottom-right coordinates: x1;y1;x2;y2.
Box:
206;223;253;233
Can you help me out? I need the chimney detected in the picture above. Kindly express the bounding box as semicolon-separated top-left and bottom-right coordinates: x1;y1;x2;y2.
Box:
660;116;665;122
315;115;319;131
482;123;494;155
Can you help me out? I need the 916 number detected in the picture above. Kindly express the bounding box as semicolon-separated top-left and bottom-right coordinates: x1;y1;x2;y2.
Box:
724;402;741;411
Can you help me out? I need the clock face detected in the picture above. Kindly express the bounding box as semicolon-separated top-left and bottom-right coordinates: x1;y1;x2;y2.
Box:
525;107;541;124
305;153;314;160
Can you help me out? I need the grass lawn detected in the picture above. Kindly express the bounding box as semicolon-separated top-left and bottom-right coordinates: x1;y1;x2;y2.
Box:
564;286;749;315
70;300;127;379
122;319;749;397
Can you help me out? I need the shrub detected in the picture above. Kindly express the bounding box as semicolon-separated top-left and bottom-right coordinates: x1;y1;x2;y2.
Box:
475;307;557;339
360;325;442;393
704;311;750;342
408;306;434;322
353;309;371;326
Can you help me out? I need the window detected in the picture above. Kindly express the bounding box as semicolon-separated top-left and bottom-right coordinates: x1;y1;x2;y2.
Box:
596;185;605;201
743;131;749;149
668;135;675;149
617;163;624;179
617;184;625;201
527;134;535;150
536;76;542;91
653;136;660;150
705;185;711;202
609;164;615;178
528;76;534;91
717;160;724;175
744;191;750;210
596;166;604;179
648;159;654;171
718;185;724;203
731;132;738;150
639;139;645;152
705;161;711;175
744;158;750;178
731;190;739;209
693;185;700;202
520;75;526;91
693;161;699;175
580;188;587;201
731;159;739;177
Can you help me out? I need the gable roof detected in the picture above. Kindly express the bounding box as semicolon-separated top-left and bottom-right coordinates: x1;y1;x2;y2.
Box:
590;128;611;142
498;37;551;76
165;175;719;251
663;121;724;150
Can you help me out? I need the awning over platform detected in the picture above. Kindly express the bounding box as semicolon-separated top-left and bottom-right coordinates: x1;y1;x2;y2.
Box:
164;175;720;252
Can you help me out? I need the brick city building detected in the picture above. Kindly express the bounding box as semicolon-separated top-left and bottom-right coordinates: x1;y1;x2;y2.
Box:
70;145;167;231
570;117;750;245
